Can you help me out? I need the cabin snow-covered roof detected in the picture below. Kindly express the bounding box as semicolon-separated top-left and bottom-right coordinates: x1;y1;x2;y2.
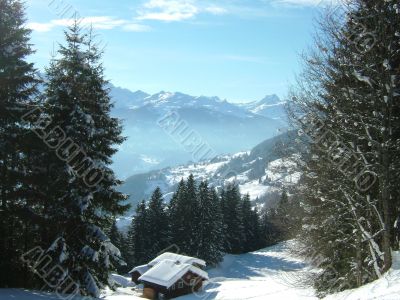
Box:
138;259;208;288
128;264;150;275
147;252;206;267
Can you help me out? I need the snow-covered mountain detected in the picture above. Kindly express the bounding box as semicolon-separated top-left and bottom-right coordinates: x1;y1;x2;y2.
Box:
118;131;299;216
238;94;287;120
109;85;288;178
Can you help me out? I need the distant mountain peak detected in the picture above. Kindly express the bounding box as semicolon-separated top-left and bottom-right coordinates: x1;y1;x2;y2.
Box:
110;85;287;121
259;94;281;105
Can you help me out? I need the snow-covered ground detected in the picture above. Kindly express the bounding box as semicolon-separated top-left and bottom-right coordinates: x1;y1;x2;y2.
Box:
178;241;316;300
2;243;399;300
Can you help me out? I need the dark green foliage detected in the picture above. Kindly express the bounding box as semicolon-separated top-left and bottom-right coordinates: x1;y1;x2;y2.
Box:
127;200;149;266
195;181;224;266
0;0;42;288
220;184;244;254
168;179;188;251
146;187;170;258
125;175;283;271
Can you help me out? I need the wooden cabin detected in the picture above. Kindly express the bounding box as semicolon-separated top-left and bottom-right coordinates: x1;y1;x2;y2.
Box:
128;252;208;299
139;259;208;299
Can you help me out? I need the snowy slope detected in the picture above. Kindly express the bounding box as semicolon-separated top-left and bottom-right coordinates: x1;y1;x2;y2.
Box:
178;241;316;300
179;246;400;300
118;131;298;220
2;248;399;299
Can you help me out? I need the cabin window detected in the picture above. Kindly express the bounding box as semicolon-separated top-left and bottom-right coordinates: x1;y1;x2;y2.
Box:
171;284;175;290
178;281;183;289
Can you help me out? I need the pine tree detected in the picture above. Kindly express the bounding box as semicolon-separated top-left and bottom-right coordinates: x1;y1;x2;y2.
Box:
146;187;169;260
128;200;149;266
39;22;129;297
249;207;262;250
184;174;199;256
0;0;41;288
240;194;262;252
221;184;243;254
168;179;187;252
168;176;198;256
195;181;223;266
241;194;254;252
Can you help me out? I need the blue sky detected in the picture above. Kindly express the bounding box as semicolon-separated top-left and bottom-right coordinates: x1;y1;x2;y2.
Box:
25;0;331;102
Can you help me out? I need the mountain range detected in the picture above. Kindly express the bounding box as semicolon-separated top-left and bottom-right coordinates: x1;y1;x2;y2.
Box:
109;84;288;179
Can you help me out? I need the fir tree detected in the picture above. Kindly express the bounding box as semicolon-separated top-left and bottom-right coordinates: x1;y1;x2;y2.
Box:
168;176;198;256
168;179;187;252
0;0;40;288
241;194;254;252
40;22;129;297
184;174;199;256
195;181;223;266
249;206;262;250
221;184;243;254
146;187;169;259
240;194;262;252
128;200;149;266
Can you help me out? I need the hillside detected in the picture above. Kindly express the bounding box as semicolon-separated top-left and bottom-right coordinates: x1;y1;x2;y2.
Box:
117;131;299;218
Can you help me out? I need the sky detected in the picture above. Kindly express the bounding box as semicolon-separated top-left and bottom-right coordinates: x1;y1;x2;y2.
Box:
25;0;334;103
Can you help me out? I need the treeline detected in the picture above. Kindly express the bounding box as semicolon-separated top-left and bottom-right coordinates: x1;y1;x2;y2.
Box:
0;1;128;297
287;0;400;297
110;175;294;271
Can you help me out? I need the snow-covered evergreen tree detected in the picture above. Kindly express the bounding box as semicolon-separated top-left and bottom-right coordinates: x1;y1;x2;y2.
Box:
221;184;243;254
288;0;400;295
146;187;169;259
127;200;149;266
184;174;200;255
0;0;41;288
168;176;199;256
168;179;187;252
241;194;262;252
40;22;129;297
195;181;223;266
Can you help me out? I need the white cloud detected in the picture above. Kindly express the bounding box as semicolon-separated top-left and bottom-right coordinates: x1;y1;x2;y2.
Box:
137;0;228;22
26;22;55;32
27;16;151;33
138;0;199;21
